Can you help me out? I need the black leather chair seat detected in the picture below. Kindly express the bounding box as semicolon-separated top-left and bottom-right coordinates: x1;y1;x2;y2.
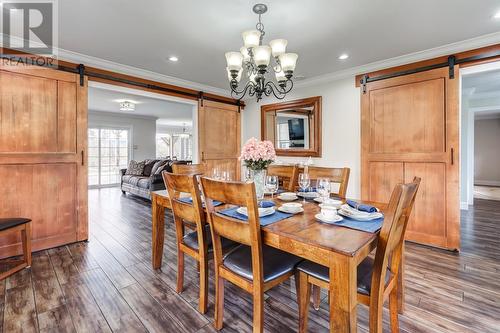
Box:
223;244;303;283
297;257;392;295
0;218;31;231
182;224;235;252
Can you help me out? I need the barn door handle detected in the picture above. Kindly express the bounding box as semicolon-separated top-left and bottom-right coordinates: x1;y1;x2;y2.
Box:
81;150;85;166
450;148;454;165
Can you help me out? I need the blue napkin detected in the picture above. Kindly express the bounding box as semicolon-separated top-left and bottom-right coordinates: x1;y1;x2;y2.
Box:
178;197;223;207
333;216;384;233
346;199;377;213
259;200;276;208
298;187;317;192
219;207;292;227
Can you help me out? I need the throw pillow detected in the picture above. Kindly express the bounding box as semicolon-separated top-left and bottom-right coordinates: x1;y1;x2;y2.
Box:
155;160;174;175
143;159;159;177
126;160;146;175
151;160;167;175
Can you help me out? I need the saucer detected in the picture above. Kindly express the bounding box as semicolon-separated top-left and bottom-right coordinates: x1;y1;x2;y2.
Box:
297;192;319;199
315;213;343;224
278;194;298;201
278;206;304;214
236;207;275;217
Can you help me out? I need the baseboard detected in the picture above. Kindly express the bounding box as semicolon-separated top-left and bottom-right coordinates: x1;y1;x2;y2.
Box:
460;201;469;210
475;180;500;187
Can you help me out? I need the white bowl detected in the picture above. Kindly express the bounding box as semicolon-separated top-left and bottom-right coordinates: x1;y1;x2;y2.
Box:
282;202;302;209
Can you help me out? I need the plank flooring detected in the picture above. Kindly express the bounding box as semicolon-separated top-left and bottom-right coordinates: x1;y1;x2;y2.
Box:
1;187;499;332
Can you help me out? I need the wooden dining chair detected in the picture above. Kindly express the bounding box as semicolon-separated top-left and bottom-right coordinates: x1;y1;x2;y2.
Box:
200;177;303;333
163;171;234;314
0;218;32;280
173;163;206;175
300;166;350;198
267;164;299;191
296;177;421;333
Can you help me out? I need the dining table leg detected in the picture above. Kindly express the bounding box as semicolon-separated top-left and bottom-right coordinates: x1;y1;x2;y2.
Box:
152;194;165;270
329;254;357;333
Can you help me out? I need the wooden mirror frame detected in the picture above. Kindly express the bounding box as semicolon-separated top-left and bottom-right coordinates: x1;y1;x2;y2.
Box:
261;96;322;157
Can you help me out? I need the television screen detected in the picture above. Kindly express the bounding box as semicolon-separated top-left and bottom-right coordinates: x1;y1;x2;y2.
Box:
288;118;304;141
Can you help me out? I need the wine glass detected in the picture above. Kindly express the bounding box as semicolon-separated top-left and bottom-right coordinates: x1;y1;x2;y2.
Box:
265;175;278;199
317;178;330;202
298;173;310;203
212;167;221;180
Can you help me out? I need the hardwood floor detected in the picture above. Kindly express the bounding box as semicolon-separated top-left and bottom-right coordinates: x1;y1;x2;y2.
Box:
1;187;499;332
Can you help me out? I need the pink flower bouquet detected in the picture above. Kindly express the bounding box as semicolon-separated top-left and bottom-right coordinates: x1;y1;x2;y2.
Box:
240;137;276;170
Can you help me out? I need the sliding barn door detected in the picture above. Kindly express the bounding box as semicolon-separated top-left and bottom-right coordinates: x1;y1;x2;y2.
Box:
361;67;459;250
0;64;87;258
198;100;241;180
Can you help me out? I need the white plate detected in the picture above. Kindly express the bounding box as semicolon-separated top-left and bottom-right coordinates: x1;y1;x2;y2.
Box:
278;207;304;214
297;192;319;199
315;213;343;224
236;207;275;217
338;204;383;221
314;198;343;207
278;195;298;201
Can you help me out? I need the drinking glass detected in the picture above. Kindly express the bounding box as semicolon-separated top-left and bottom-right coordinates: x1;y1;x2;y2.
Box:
317;178;330;202
298;173;310;203
212;167;221;180
265;175;278;199
244;168;254;183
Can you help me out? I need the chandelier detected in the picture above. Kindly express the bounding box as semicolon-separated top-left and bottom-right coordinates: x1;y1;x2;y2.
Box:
225;3;298;102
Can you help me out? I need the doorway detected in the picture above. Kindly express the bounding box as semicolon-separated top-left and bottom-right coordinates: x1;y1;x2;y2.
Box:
461;62;500;207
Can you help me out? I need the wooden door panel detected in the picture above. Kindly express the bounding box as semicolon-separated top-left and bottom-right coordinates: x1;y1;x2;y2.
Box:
0;164;77;254
404;162;447;246
368;162;404;203
0;71;58;152
199;100;241;180
369;78;445;154
361;67;459;250
0;65;87;258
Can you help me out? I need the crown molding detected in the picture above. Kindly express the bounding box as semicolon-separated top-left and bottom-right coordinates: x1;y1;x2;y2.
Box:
295;31;500;89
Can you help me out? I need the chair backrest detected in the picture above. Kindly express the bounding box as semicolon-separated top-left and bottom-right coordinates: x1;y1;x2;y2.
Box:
200;177;264;283
267;164;299;192
173;163;206;175
297;166;350;198
163;171;207;251
370;177;421;304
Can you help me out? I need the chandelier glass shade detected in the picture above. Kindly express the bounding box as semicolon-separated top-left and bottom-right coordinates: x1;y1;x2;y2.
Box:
225;4;298;102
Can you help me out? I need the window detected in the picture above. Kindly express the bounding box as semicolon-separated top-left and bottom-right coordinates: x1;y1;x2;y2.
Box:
156;133;192;160
88;127;130;187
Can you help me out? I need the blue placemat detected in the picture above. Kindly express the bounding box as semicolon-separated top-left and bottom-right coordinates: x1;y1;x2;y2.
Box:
333;216;384;233
219;207;293;226
178;197;223;207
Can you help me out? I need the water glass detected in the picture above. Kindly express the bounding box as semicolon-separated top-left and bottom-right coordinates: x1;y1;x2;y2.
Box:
265;175;278;198
317;178;330;201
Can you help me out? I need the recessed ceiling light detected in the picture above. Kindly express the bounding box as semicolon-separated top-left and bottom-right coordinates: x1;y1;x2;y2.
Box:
338;54;349;60
168;56;179;62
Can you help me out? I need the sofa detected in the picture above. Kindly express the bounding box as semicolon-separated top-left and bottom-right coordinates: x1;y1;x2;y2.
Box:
120;159;190;200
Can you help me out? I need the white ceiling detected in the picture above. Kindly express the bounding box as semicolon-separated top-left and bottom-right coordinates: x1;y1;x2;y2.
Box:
88;86;194;127
463;66;500;120
59;0;500;90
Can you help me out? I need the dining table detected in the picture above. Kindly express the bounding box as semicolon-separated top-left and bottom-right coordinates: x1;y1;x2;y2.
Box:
150;190;399;333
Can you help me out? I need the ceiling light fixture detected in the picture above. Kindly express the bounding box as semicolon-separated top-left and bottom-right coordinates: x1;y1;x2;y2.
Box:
338;54;349;60
119;101;135;111
169;56;179;62
225;3;297;102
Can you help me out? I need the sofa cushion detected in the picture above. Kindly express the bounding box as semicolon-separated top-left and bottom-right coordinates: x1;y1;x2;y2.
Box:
122;175;148;187
126;160;146;175
143;159;159;177
155;161;175;175
137;177;151;189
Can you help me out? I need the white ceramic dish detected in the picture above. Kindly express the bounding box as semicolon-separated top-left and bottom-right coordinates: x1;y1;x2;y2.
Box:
315;213;343;224
338;204;383;221
316;199;343;208
236;206;275;217
278;206;304;214
297;191;319;199
278;194;298;201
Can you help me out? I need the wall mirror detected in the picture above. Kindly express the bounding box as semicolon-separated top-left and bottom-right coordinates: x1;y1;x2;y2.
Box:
261;96;322;157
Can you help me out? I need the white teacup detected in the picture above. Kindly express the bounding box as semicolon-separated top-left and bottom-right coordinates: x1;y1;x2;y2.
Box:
282;202;302;212
321;206;337;220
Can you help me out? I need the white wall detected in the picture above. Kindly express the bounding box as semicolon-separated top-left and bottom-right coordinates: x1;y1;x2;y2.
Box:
88;111;157;161
474;117;500;185
242;77;361;199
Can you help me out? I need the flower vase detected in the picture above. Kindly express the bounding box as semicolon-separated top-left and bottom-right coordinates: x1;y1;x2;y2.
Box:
252;169;267;201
